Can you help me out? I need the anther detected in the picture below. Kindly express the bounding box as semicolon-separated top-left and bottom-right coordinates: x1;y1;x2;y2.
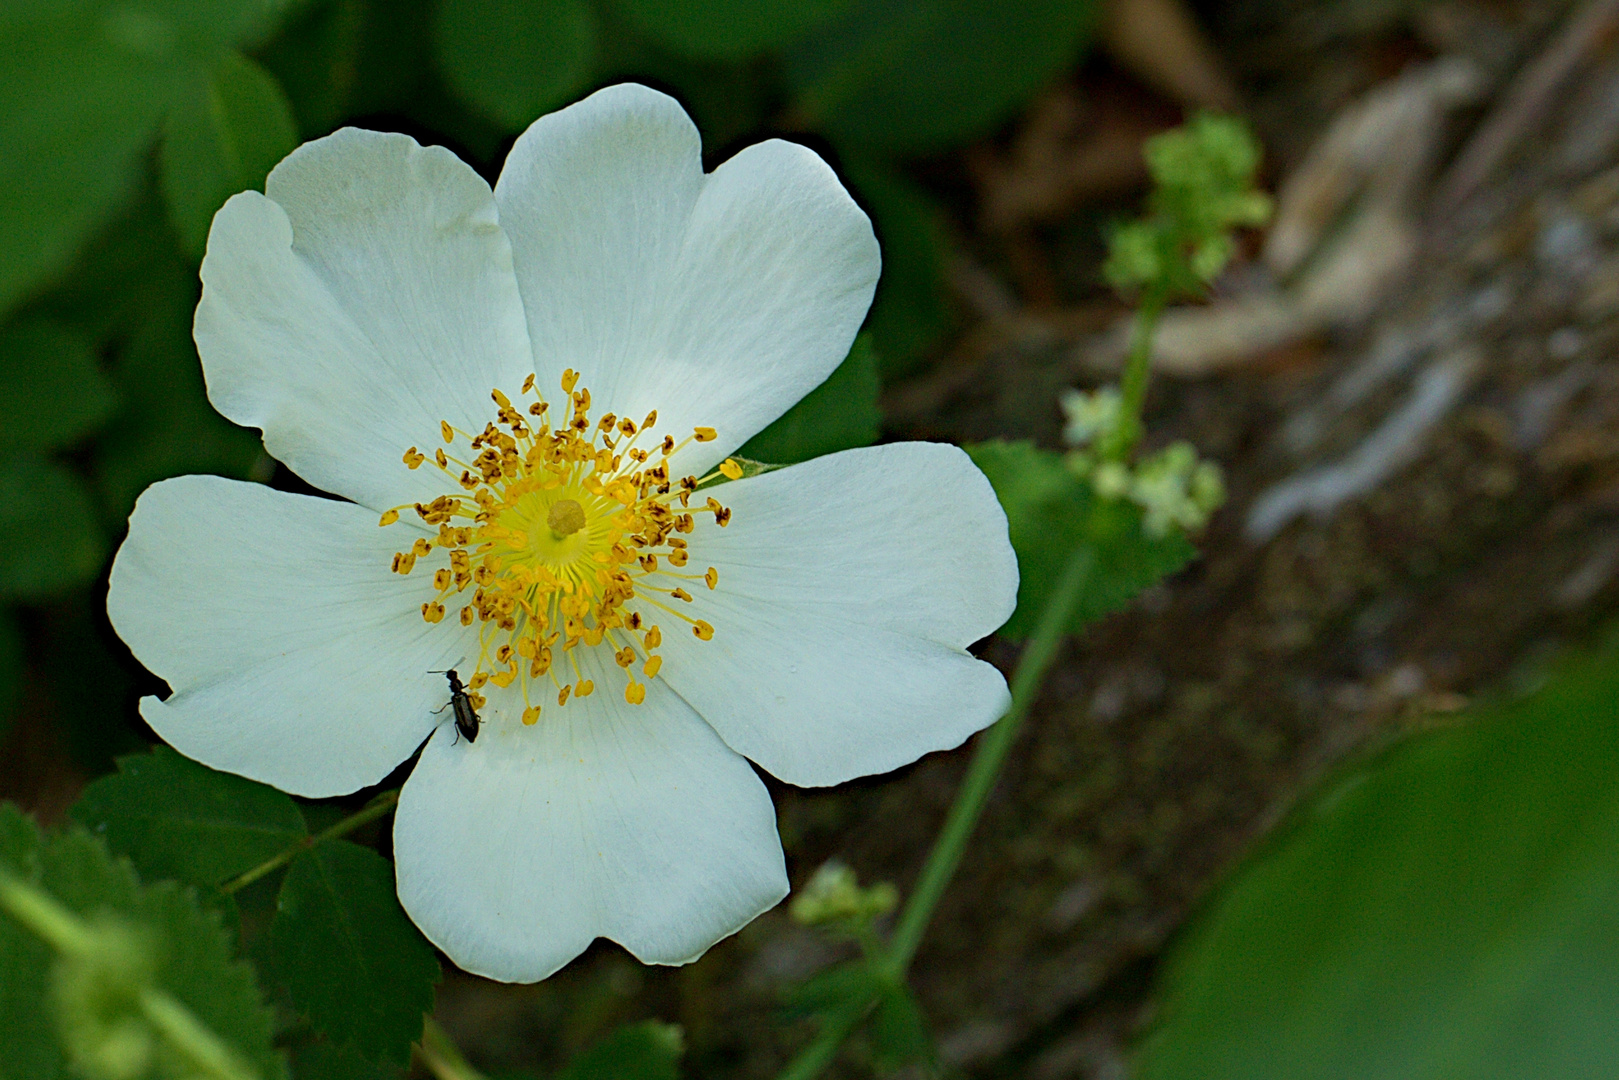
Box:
403;447;426;469
693;427;717;442
692;620;714;640
719;459;742;480
379;510;399;526
704;567;718;590
625;681;646;705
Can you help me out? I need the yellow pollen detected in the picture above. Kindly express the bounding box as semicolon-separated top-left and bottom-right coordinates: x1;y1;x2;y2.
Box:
384;371;728;728
547;498;586;537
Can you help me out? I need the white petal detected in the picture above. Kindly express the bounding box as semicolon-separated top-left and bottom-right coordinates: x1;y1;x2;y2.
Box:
107;475;481;798
495;83;879;475
195;128;534;512
654;443;1017;787
393;645;786;983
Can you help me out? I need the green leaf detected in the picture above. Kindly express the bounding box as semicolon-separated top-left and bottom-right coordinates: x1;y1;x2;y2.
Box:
270;840;440;1066
94;286;263;523
0;453;105;602
555;1020;685;1080
782;960;884;1018
293;1039;404;1080
0;609;21;743
0;321;118;451
737;335;880;464
255;0;367;136
160;50;299;258
966;440;1195;638
843;162;951;378
434;0;596;131
786;0;1099;156
869;983;931;1073
0;803;287;1080
0;2;303;317
70;746;306;890
0;8;175;317
611;0;849;60
1136;645;1619;1080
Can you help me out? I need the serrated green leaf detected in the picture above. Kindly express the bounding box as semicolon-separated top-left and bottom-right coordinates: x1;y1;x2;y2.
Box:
555;1020;685;1080
0;453;105;602
160;50;299;258
966;440;1195;638
71;746;306;890
271;840;439;1066
843;162;951;377
1137;645;1619;1080
786;0;1098;157
738;335;880;464
94;287;262;523
434;0;595;131
0;610;21;744
612;0;848;60
0;321;118;451
0;803;287;1080
869;983;930;1073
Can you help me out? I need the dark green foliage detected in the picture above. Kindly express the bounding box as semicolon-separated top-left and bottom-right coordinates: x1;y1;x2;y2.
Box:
435;0;596;131
0;610;20;742
0;454;105;602
967;440;1196;638
612;0;848;60
738;335;881;465
0;1;302;317
1136;645;1619;1080
553;1019;686;1080
842;163;952;377
160;50;300;256
270;840;440;1066
787;0;1099;156
0;321;118;451
293;1038;404;1080
0;803;287;1080
71;746;307;889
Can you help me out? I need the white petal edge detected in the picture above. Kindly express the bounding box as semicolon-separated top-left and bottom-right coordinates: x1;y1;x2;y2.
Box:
394;645;787;983
195;127;534;512
107;475;482;798
495;83;879;475
655;442;1018;787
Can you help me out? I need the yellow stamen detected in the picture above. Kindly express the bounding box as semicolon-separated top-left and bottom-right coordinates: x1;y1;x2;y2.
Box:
386;372;727;728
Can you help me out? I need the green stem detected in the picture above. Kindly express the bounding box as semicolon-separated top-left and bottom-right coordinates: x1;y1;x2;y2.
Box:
419;1016;486;1080
774;1005;867;1080
882;544;1095;977
0;873;95;957
219;789;400;895
140;988;260;1080
1104;284;1168;462
772;546;1096;1080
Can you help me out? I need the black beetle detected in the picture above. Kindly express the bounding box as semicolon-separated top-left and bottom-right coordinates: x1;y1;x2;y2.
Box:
431;668;481;744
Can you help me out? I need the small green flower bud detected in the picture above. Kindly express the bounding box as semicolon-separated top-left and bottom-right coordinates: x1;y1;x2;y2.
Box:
1092;461;1132;501
789;861;898;928
52;916;157;1080
1059;387;1123;449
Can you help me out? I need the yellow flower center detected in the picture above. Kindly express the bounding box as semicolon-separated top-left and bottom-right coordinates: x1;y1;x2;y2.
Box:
379;369;733;727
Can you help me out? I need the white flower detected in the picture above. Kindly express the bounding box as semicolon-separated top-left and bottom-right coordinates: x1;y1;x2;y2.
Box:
106;85;1017;983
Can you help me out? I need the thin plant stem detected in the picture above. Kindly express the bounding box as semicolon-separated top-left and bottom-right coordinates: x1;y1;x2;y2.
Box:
882;544;1095;976
775;1004;867;1080
1104;284;1168;462
772;545;1097;1080
419;1016;486;1080
219;789;400;895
